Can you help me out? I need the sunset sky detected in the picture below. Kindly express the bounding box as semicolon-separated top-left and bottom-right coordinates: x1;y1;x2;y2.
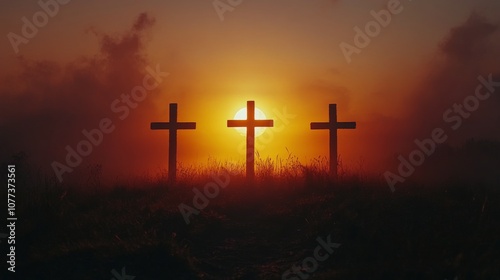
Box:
1;0;500;182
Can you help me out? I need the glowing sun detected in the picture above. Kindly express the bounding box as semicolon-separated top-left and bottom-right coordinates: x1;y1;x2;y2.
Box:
233;107;268;136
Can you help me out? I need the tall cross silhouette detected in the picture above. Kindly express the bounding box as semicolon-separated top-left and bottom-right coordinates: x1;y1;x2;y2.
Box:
311;104;356;177
227;101;273;181
151;103;196;183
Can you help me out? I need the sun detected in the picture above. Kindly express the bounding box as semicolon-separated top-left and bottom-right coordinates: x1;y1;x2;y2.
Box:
233;107;268;137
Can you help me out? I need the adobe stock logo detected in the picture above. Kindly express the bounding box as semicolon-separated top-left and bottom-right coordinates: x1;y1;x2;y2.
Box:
7;0;72;54
111;267;135;280
282;234;341;280
385;74;500;192
213;0;243;21
236;106;297;156
51;64;169;182
178;170;231;225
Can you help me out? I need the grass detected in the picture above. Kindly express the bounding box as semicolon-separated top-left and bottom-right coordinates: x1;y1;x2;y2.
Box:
10;154;500;279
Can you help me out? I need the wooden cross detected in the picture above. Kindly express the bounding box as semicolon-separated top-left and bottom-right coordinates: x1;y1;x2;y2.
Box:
227;101;273;181
310;104;356;177
151;103;196;183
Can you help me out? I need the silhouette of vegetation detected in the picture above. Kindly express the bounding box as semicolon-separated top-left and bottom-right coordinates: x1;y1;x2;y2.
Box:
8;143;500;279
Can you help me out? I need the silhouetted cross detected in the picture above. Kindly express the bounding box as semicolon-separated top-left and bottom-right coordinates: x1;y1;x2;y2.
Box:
227;101;273;181
151;103;196;183
311;104;356;177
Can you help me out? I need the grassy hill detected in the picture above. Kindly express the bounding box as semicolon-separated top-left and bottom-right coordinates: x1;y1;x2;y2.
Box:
10;158;500;279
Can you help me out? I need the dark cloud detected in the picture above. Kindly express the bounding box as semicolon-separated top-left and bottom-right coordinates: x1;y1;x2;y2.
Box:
133;12;156;32
440;13;497;62
405;13;500;143
0;13;165;184
366;12;500;184
349;13;500;175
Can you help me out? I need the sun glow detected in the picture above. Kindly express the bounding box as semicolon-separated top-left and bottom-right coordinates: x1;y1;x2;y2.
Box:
233;107;268;136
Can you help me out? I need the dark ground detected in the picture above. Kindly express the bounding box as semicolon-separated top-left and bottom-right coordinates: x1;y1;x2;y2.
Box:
6;173;500;280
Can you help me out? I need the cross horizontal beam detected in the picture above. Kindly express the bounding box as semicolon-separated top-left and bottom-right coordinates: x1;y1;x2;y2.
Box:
151;122;196;130
150;103;196;184
227;120;274;127
227;100;274;183
310;104;356;178
310;122;356;130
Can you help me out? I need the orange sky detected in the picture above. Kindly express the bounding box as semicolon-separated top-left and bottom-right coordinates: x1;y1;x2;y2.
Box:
1;0;500;183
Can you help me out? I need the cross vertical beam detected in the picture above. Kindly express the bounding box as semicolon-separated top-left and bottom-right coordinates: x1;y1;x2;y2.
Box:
310;104;356;177
169;104;178;183
150;103;196;183
329;104;338;177
227;100;274;182
247;101;255;180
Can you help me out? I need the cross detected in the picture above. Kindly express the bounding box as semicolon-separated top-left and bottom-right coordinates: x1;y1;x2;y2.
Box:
151;103;196;183
227;101;273;181
310;104;356;177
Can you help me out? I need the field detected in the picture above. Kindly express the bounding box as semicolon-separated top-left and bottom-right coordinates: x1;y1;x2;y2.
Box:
9;154;500;280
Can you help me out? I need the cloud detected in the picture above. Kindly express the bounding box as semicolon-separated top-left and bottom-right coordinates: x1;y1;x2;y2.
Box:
347;13;500;174
405;13;500;143
0;12;165;184
133;12;156;32
440;13;497;62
